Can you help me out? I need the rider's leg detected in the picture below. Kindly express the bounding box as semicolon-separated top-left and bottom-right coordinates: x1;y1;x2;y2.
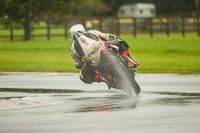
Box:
94;73;111;83
122;50;139;68
80;63;96;84
80;62;111;84
119;41;139;68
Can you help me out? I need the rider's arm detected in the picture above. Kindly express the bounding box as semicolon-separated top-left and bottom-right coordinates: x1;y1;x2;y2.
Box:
70;44;84;69
88;30;119;41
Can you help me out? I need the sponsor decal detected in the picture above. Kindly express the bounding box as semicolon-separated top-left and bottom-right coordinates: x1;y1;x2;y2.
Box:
88;43;103;57
80;37;89;46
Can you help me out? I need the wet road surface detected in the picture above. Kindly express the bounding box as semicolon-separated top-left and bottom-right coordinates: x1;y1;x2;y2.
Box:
0;72;200;133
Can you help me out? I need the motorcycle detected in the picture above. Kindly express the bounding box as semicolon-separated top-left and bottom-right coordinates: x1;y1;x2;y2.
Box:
96;43;141;96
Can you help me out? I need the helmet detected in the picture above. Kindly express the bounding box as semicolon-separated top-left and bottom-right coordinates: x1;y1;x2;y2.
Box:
69;24;85;40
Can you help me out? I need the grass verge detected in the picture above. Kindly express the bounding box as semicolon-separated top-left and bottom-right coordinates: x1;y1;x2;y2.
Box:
0;33;200;74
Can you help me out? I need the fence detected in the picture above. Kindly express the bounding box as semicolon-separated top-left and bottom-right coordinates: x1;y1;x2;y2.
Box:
89;17;200;37
0;17;200;41
0;25;68;41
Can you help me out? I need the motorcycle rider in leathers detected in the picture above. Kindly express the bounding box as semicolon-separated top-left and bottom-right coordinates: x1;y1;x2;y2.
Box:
69;24;138;87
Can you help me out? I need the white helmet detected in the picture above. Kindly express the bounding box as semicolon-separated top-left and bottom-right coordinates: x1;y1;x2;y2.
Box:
69;24;85;40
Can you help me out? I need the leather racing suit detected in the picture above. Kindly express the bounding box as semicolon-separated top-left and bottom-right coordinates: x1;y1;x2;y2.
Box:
70;30;131;84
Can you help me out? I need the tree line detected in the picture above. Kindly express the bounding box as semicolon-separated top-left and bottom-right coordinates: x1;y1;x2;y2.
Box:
0;0;109;40
0;0;199;40
102;0;199;16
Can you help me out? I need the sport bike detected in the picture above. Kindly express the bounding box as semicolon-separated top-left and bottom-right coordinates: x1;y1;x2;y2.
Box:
97;44;141;96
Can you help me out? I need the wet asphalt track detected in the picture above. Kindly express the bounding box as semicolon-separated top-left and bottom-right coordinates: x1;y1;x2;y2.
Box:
0;72;200;133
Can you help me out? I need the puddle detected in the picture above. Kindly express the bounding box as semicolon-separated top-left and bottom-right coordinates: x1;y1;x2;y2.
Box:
0;88;83;93
70;94;140;112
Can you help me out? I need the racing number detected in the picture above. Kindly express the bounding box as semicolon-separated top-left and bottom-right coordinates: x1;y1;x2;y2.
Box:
80;38;88;46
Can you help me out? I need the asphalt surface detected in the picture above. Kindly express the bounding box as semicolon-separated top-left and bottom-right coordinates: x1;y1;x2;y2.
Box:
0;72;200;133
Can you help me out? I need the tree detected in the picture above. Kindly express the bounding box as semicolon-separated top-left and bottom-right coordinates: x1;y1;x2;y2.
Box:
71;0;110;17
1;0;111;40
4;0;73;40
0;0;5;17
102;0;136;16
5;0;39;40
153;0;198;16
102;0;199;16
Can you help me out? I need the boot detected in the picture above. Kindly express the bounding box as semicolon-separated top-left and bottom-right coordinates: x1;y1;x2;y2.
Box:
94;73;111;89
122;50;139;68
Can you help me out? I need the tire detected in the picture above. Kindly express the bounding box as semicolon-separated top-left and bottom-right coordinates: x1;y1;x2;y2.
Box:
101;50;141;95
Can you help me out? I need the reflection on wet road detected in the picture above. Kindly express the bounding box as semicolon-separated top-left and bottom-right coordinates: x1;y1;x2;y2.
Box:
1;90;199;112
146;91;200;106
0;92;139;112
69;93;139;112
0;73;200;133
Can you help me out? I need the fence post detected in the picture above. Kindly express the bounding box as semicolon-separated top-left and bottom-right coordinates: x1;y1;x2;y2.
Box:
159;17;162;33
149;18;153;37
110;19;115;34
116;18;120;37
99;18;102;31
197;17;200;36
10;24;13;41
181;16;185;37
31;27;35;41
133;18;137;38
192;14;197;31
64;25;68;40
81;18;85;27
196;0;200;37
166;17;170;37
47;20;50;41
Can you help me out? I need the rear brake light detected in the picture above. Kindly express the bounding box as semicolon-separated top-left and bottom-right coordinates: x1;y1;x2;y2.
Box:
101;46;108;52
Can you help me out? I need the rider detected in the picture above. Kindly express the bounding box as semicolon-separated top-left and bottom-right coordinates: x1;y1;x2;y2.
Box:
69;24;138;86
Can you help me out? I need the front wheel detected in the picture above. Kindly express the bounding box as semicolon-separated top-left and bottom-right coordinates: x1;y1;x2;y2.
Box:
112;58;141;95
100;51;141;96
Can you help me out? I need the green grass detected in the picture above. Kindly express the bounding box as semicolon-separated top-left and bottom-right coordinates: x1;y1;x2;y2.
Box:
33;28;65;35
122;33;200;74
0;33;200;74
0;28;65;36
0;39;77;72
